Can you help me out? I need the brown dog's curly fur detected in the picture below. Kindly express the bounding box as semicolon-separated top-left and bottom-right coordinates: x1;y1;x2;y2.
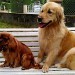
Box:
0;32;42;69
37;2;75;72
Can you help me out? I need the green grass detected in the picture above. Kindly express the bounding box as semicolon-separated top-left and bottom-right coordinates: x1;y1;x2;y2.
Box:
0;22;23;28
0;22;37;28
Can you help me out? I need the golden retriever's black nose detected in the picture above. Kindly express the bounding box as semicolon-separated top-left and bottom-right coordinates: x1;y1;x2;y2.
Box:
37;17;42;23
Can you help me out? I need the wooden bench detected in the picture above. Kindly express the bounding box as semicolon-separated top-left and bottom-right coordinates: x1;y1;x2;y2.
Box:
0;28;75;75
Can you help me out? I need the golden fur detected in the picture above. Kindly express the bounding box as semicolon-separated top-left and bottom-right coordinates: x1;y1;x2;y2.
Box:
37;2;75;72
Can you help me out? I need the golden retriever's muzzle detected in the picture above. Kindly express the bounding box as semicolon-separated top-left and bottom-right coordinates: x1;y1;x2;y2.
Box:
37;16;52;28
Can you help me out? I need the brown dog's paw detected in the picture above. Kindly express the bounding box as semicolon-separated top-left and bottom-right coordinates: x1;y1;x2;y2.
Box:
0;63;9;67
21;67;26;70
12;64;20;68
21;66;30;70
34;63;42;69
0;64;5;67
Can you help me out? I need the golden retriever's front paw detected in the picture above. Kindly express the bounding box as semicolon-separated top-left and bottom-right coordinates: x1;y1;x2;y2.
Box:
42;64;49;73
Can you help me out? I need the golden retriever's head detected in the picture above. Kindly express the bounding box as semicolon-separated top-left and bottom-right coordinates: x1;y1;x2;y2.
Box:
0;32;17;52
38;2;64;28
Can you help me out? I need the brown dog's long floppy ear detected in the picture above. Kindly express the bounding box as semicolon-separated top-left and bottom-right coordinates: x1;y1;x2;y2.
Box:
56;5;65;23
8;34;18;49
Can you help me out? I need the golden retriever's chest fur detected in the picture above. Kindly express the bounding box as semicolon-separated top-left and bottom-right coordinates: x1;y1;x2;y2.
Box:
58;31;75;58
37;2;75;71
39;26;66;55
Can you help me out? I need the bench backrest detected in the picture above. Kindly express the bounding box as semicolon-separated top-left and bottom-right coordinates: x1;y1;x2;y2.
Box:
0;27;75;62
0;28;39;62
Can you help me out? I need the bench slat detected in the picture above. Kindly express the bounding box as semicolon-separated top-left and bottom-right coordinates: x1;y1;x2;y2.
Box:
0;53;3;57
0;58;4;62
0;28;38;32
30;47;39;52
16;37;38;42
0;27;75;32
68;27;75;31
0;27;75;31
23;42;39;47
0;28;75;74
9;32;38;37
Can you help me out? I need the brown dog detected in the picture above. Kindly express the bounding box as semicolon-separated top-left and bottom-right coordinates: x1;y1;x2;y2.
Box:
0;32;42;69
37;2;75;72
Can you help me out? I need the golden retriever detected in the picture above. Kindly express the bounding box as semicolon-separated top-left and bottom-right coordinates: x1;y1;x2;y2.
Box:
0;32;42;69
37;2;75;72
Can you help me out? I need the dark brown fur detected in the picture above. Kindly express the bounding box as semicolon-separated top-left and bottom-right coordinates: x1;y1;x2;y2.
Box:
0;32;42;69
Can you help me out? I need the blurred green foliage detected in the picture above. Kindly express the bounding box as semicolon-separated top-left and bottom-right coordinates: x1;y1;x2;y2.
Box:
0;21;37;28
62;0;75;15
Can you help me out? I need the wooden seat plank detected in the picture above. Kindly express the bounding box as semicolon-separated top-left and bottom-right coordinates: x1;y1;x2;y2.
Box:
0;28;75;74
16;37;38;42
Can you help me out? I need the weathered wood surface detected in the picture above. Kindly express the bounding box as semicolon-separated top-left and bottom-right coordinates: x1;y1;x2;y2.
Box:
0;28;75;75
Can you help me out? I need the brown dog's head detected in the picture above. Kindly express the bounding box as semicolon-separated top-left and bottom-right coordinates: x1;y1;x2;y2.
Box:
38;2;64;28
0;32;17;52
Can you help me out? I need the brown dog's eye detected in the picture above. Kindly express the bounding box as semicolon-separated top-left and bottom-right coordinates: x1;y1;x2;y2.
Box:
48;10;52;14
3;37;9;41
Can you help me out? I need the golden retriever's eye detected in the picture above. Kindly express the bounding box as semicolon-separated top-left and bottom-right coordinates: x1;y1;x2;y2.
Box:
41;10;43;12
48;10;52;14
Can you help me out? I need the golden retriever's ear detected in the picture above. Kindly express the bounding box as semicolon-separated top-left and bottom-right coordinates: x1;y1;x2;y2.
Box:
56;6;65;23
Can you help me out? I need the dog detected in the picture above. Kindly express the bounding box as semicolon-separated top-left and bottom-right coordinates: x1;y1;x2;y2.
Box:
37;2;75;72
0;32;42;69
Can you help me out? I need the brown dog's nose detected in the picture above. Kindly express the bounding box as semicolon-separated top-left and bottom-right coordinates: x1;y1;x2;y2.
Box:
37;17;42;23
0;39;3;43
